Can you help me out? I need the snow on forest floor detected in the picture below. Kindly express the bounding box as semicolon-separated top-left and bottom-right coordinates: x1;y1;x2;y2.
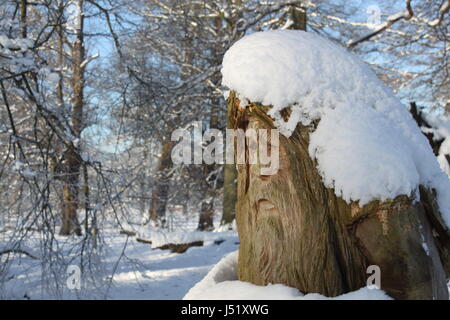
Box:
1;208;449;300
105;230;239;300
0;210;239;300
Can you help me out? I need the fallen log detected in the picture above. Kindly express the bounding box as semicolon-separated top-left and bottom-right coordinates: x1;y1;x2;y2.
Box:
154;241;204;254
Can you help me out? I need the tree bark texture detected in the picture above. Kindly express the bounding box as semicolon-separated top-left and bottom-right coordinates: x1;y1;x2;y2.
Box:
227;91;450;300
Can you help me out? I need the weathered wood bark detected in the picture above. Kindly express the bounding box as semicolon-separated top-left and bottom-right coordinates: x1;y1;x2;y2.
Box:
221;92;238;226
221;5;307;228
222;161;237;226
220;73;237;225
228;91;450;300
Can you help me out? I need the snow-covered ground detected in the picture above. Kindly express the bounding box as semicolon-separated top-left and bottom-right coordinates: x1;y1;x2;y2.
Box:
184;251;393;300
105;230;239;300
0;210;239;300
1;209;449;300
0;217;397;300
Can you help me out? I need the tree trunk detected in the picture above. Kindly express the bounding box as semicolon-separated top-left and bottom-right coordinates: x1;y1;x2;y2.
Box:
288;5;307;31
221;162;237;226
150;140;172;227
20;0;27;38
197;201;214;231
82;162;90;234
228;91;450;300
60;153;82;236
197;87;223;231
196;16;225;232
60;0;85;236
221;94;238;227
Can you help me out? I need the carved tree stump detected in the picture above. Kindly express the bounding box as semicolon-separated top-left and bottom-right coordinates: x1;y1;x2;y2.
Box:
228;91;450;300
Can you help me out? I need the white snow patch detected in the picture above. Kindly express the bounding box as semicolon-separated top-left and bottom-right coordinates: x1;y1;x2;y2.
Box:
308;103;420;205
147;230;223;248
184;251;392;300
0;212;240;299
425;114;450;177
221;30;450;226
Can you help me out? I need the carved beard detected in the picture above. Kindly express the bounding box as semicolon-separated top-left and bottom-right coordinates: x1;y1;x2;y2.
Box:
236;123;367;296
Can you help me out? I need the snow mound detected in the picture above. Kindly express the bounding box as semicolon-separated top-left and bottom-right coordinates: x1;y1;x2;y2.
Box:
221;30;450;226
183;251;239;300
221;30;392;137
184;251;392;300
425;114;450;177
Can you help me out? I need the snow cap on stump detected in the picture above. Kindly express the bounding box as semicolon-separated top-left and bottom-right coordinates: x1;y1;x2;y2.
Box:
221;30;450;226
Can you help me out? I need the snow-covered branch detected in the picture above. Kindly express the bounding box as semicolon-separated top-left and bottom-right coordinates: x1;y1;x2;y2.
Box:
347;0;414;48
